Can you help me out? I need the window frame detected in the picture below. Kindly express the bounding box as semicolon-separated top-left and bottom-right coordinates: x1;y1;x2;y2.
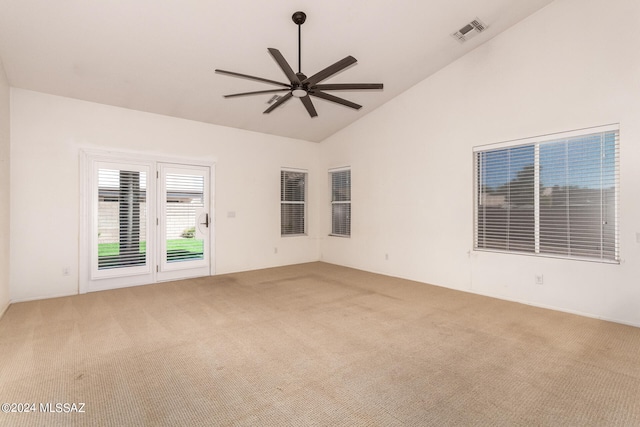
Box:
280;168;308;236
473;124;620;263
329;167;351;238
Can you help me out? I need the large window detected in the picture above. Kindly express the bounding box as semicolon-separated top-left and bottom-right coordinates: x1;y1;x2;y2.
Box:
474;125;619;262
281;169;307;235
330;168;351;237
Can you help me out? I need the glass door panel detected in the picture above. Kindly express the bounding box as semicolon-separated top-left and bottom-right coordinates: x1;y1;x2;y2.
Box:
92;161;151;280
157;164;210;280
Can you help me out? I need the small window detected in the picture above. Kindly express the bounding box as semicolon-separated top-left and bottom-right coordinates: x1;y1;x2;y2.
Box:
474;125;619;262
330;168;351;237
281;170;307;235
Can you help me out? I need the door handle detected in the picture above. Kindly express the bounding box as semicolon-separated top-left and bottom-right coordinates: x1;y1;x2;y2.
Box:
200;213;210;228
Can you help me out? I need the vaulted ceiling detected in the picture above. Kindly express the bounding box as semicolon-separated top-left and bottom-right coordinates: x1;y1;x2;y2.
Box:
0;0;554;142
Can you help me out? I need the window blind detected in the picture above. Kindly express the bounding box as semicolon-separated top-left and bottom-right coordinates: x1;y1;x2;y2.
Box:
281;170;306;235
97;169;147;269
165;173;205;262
330;169;351;236
475;127;619;262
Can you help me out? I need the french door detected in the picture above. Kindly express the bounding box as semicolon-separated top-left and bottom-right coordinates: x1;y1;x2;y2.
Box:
84;153;213;292
156;163;210;281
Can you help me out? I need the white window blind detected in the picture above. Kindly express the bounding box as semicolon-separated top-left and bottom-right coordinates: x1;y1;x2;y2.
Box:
97;168;148;270
281;170;307;235
165;173;205;262
474;126;619;262
330;169;351;237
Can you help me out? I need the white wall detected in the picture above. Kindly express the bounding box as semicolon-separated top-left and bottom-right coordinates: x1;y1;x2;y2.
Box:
319;0;640;326
10;89;320;302
0;57;10;316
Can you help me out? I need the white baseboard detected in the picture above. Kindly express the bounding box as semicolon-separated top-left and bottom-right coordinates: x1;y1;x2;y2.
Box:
321;261;640;330
10;291;78;304
466;288;640;329
0;300;9;320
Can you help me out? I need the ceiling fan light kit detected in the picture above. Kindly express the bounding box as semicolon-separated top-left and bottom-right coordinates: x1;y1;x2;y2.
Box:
215;11;383;118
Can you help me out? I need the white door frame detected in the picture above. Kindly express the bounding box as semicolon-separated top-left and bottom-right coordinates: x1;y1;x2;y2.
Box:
79;149;216;293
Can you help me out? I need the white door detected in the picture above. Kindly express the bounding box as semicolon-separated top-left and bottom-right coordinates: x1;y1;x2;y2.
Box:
89;160;155;291
83;152;214;292
156;163;211;281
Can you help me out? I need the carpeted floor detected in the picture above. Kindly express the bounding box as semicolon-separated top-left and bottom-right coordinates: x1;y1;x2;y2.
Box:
1;262;639;426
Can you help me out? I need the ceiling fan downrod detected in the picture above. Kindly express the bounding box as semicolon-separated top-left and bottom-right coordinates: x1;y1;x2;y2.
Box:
292;11;306;75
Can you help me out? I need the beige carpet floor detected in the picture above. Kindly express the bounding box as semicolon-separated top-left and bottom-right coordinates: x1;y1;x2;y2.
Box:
1;262;639;426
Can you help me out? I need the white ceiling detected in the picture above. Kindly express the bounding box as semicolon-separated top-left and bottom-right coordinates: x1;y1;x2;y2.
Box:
0;0;554;142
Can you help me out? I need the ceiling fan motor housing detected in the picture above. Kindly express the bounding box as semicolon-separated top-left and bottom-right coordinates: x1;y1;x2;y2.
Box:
292;72;309;97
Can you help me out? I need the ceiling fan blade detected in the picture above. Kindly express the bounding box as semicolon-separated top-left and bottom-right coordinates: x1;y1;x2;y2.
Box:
309;91;362;110
302;56;357;86
313;83;383;91
268;48;301;85
224;89;290;98
263;92;293;114
215;69;290;88
300;95;318;118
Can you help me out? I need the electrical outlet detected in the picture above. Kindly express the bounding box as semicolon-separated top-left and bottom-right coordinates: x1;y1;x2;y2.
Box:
274;247;278;254
535;274;544;285
385;253;389;260
63;267;70;276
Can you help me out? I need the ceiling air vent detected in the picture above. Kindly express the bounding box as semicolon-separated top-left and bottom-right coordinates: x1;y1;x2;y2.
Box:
451;18;488;43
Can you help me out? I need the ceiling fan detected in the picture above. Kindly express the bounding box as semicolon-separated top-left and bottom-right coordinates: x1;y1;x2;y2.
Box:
215;11;383;118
